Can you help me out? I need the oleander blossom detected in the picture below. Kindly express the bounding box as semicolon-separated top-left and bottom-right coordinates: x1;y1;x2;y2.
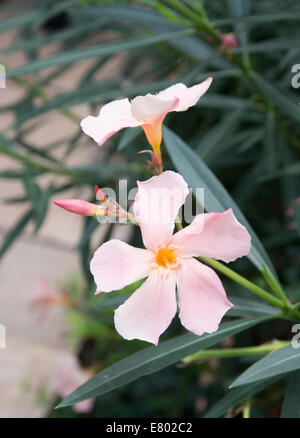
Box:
80;78;212;157
90;171;251;345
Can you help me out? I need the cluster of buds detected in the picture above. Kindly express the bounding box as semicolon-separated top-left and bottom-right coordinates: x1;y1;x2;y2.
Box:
54;186;137;224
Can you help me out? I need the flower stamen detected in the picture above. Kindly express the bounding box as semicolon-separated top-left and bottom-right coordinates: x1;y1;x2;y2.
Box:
155;246;177;269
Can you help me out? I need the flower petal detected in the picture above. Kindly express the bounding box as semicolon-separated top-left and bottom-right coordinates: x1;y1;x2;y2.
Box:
90;239;153;292
177;258;233;335
80;98;141;145
157;83;187;100
133;171;189;251
114;270;177;345
131;94;177;123
175;78;213;111
172;209;251;262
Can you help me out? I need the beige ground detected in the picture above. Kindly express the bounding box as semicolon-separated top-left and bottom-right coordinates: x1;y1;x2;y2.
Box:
0;7;130;417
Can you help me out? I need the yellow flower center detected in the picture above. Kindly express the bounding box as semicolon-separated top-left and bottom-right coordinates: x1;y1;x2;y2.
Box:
155;247;177;269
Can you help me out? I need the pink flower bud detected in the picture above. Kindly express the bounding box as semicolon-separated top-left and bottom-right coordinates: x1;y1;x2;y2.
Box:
219;32;238;51
53;199;100;216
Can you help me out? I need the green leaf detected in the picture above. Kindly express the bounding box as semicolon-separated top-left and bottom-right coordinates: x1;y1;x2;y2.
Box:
213;12;300;26
230;344;300;388
117;127;141;151
163;127;276;277
0;17;108;54
203;376;279;418
6;29;194;78
79;5;231;69
259;162;300;181
197;94;253;110
57;317;268;408
34;184;54;232
227;0;250;47
252;72;300;124
0;11;38;33
228;296;278;318
281;371;300;418
16;79;172;124
23;165;42;212
291;198;300;238
232;38;300;54
264;111;277;173
0;209;34;260
196;106;249;161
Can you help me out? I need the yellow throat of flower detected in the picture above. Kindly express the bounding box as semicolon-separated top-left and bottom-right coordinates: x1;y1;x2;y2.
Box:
155;246;177;269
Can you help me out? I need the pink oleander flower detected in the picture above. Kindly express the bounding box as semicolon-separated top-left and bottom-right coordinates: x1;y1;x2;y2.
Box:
53;356;95;413
90;171;251;345
219;32;238;51
80;79;212;169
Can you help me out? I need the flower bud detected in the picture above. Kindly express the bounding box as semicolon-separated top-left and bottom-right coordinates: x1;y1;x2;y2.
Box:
53;199;106;216
219;32;238;51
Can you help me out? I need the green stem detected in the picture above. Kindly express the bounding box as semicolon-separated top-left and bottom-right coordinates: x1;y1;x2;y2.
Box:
260;265;290;307
242;400;251;419
199;256;287;311
183;340;290;364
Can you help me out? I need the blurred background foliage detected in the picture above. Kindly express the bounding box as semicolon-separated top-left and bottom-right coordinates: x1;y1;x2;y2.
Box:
0;0;300;418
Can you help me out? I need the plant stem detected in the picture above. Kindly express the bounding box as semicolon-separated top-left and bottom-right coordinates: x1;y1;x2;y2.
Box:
260;265;291;307
242;400;251;419
183;340;290;364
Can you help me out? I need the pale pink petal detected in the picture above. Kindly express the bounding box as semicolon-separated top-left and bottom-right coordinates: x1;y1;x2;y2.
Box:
157;83;187;100
133;171;189;251
174;78;212;111
171;209;251;262
114;270;177;345
90;240;153;292
177;258;233;335
131;94;177;123
80;98;141;145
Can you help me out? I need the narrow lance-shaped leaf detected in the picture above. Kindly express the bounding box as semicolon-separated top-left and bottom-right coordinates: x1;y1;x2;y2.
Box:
281;371;300;418
252;71;300;124
204;376;279;418
230;344;300;388
78;5;231;69
0;209;34;260
57;317;269;408
6;29;194;78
